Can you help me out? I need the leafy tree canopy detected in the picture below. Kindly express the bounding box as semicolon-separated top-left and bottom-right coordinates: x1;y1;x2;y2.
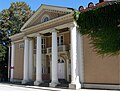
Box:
0;2;33;62
74;1;120;55
1;2;33;36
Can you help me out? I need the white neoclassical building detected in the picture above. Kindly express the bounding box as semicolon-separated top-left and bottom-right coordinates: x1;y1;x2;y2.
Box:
10;4;83;89
9;1;120;90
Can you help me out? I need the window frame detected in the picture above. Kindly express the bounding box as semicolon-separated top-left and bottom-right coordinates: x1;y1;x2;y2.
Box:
41;14;50;23
57;35;64;46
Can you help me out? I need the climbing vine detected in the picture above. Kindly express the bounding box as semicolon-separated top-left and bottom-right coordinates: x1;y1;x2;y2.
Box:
75;1;120;55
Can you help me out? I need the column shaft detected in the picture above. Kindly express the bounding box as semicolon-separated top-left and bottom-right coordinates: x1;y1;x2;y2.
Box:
22;37;29;84
49;31;59;87
29;39;34;80
77;30;84;83
10;42;15;82
66;59;69;81
69;22;81;89
34;34;42;85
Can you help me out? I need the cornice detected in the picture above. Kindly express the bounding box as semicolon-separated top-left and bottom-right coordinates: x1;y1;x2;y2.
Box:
22;12;74;33
9;33;24;42
21;4;73;31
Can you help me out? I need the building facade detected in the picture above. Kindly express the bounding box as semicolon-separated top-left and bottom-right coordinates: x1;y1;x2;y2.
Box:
9;3;120;90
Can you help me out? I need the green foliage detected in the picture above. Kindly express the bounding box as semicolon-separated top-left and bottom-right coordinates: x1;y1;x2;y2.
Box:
75;1;120;55
0;12;8;62
0;2;33;62
0;2;33;80
0;44;7;61
1;2;33;36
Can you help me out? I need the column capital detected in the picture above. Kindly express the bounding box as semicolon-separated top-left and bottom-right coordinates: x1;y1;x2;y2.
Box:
35;33;43;37
24;36;34;40
50;28;59;33
23;36;29;40
11;42;15;45
69;21;78;29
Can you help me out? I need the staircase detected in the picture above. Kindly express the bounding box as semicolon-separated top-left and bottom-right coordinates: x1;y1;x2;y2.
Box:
56;79;69;88
9;80;70;88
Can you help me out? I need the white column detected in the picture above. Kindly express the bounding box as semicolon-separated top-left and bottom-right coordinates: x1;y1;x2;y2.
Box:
49;30;59;87
22;37;29;84
66;59;69;81
69;22;81;89
8;46;11;81
29;38;34;81
34;34;42;85
10;42;15;82
77;30;84;83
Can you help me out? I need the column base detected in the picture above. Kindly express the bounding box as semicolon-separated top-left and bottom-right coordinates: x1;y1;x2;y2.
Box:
10;78;14;83
49;81;59;87
69;83;81;90
22;80;29;84
34;80;42;86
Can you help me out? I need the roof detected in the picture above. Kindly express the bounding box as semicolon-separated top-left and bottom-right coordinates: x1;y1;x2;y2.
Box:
20;4;74;31
79;1;115;12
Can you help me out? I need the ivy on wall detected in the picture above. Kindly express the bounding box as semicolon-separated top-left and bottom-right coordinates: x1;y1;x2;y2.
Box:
74;1;120;55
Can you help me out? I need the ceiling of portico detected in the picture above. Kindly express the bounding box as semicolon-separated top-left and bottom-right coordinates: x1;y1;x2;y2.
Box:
21;4;74;31
43;27;69;36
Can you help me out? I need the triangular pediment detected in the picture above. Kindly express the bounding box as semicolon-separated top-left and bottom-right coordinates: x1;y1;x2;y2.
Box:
21;4;73;31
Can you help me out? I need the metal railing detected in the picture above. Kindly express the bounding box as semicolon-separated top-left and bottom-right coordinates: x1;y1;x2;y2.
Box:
46;45;69;54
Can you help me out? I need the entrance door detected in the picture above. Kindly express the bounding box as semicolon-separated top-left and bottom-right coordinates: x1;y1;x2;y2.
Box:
58;59;65;79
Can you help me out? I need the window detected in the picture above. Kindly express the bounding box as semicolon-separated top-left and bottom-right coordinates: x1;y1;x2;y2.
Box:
58;59;64;63
43;17;49;22
57;35;63;46
42;38;46;53
41;14;50;23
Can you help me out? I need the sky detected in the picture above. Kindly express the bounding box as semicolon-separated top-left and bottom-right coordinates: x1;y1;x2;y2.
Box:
0;0;99;11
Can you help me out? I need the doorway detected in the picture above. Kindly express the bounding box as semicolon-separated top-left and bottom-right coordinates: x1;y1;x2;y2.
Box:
58;58;65;79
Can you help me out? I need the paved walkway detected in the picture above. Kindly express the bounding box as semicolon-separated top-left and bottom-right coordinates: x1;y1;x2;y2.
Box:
0;83;114;91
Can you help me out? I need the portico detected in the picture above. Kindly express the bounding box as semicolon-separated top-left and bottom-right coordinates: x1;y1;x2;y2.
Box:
9;4;84;90
9;3;120;90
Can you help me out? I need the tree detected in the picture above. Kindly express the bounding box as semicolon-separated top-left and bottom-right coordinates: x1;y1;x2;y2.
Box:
0;2;33;81
0;2;33;60
0;11;8;61
1;2;33;36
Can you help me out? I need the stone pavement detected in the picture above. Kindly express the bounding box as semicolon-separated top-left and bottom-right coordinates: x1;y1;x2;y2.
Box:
0;83;116;91
24;85;116;91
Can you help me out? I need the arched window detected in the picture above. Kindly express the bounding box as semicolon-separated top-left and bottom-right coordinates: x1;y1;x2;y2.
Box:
41;14;50;23
43;17;49;22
